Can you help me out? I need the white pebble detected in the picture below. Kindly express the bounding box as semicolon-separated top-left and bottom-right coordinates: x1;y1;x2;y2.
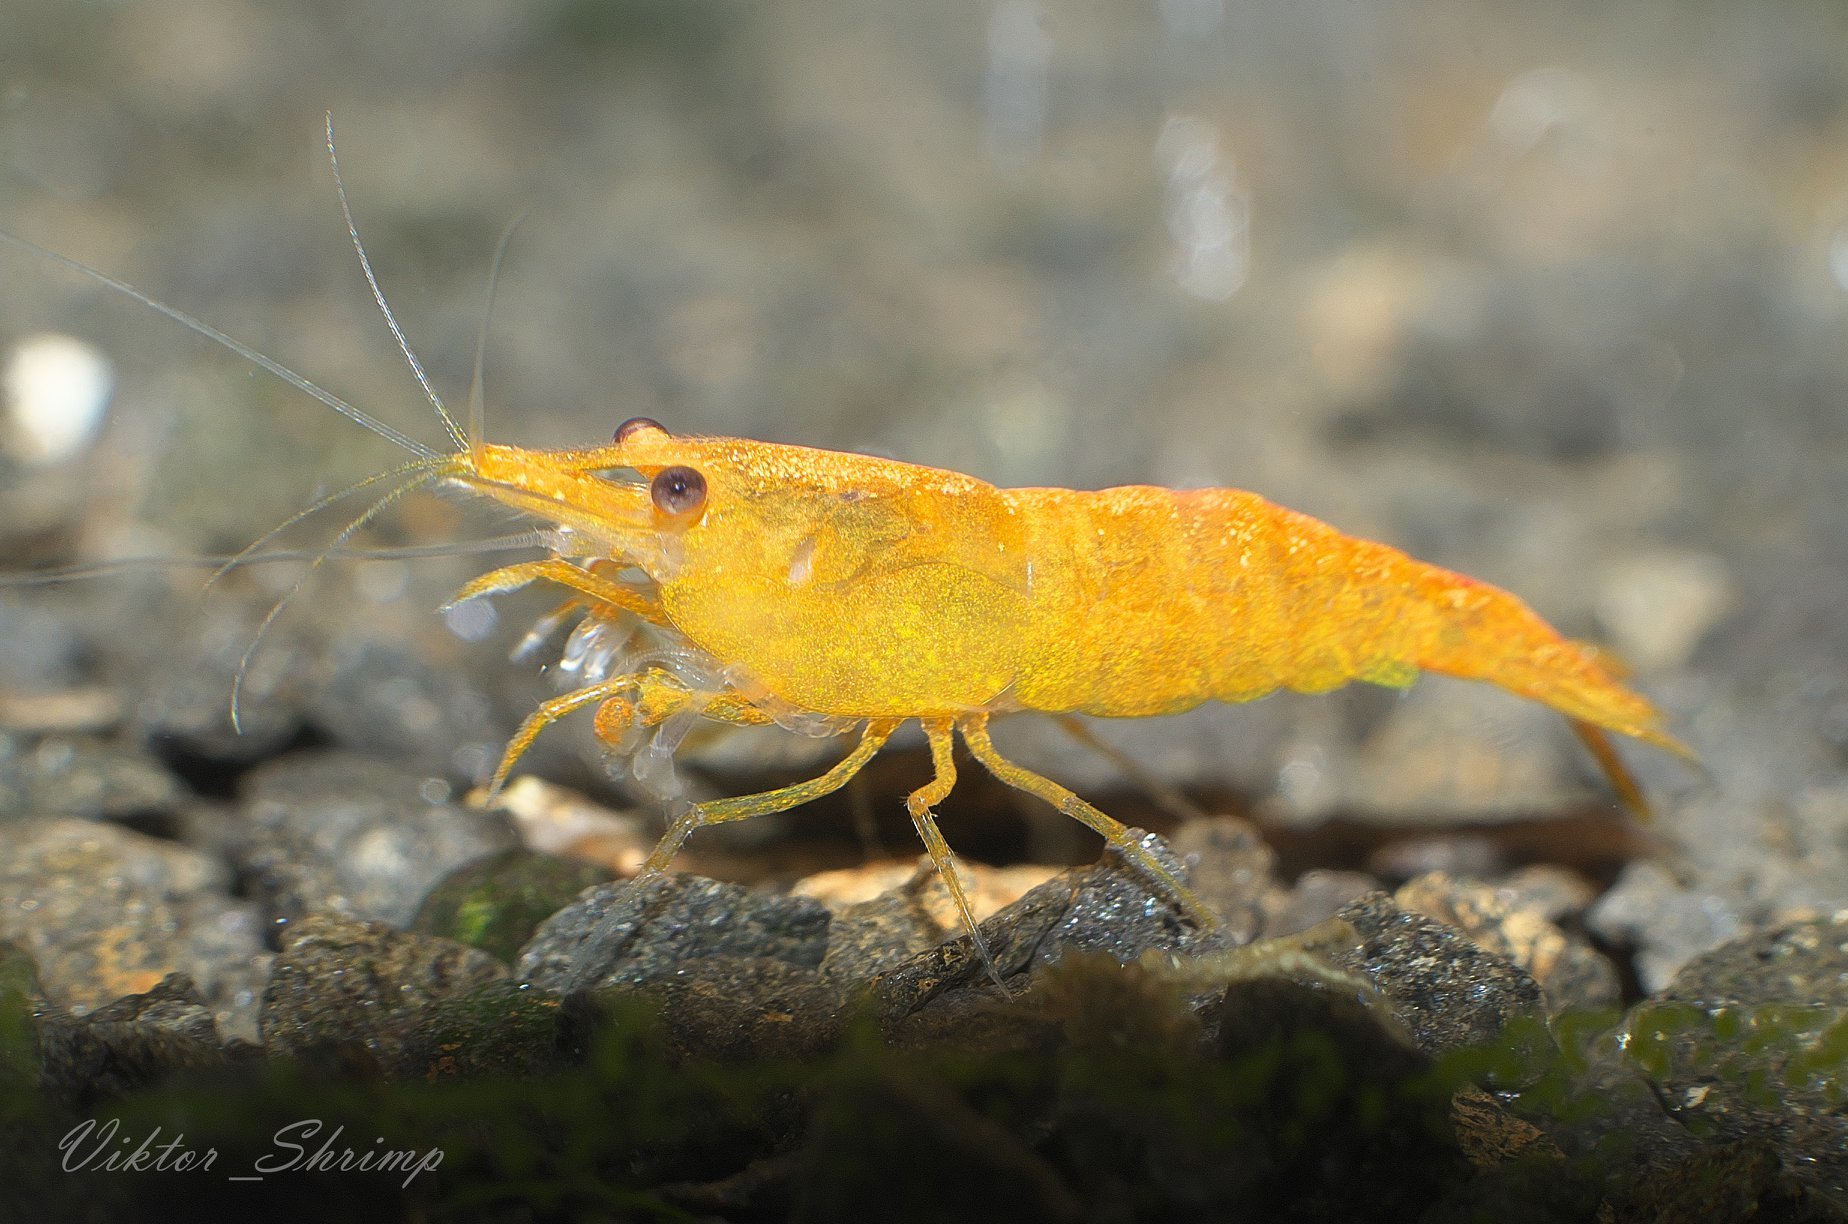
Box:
2;332;114;465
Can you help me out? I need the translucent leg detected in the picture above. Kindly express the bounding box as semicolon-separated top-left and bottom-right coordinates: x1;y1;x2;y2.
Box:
488;677;643;797
959;714;1218;929
643;719;901;872
511;594;599;663
1055;714;1210;824
446;558;665;624
906;718;1004;988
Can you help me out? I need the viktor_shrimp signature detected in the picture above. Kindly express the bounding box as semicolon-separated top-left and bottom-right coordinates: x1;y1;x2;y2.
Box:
1;127;1694;978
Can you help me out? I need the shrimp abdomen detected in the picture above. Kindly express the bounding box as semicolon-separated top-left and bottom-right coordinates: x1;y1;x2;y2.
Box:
1008;485;1685;758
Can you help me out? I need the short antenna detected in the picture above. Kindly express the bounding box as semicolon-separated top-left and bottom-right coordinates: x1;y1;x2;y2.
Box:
468;212;529;451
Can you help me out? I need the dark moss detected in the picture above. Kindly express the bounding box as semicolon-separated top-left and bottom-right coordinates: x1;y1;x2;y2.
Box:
412;849;615;965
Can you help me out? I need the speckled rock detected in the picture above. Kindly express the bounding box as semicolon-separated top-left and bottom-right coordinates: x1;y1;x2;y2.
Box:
130;595;319;765
304;638;506;779
618;955;850;1062
1013;832;1240;968
1332;892;1549;1072
0;817;267;1040
1262;868;1381;937
1394;870;1619;1013
875;831;1239;1029
1621;913;1848;1209
1168;815;1280;944
516;873;833;995
1587;857;1746;993
810;859;1056;983
259;913;510;1073
0;735;181;823
36;972;242;1107
236;750;520;926
412;848;616;964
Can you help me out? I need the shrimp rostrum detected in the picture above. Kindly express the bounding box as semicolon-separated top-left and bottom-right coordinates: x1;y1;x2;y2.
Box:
444;418;1691;953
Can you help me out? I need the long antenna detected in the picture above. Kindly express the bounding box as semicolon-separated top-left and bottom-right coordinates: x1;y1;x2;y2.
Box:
230;470;439;731
0;230;438;460
325;112;471;453
0;532;554;587
204;458;440;594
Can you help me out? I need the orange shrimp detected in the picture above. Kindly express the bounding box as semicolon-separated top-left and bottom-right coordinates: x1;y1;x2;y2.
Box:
1;131;1691;977
439;423;1692;958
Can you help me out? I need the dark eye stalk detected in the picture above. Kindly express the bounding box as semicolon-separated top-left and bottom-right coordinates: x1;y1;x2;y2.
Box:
614;416;665;444
650;465;707;516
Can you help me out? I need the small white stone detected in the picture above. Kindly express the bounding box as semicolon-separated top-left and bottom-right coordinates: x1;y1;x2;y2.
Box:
2;332;114;465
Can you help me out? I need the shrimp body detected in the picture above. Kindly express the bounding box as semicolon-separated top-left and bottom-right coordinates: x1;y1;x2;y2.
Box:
461;430;1684;755
450;422;1689;969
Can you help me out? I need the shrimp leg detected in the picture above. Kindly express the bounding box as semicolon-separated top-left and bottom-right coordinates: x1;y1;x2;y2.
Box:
489;666;782;797
959;714;1218;929
487;676;643;797
642;718;901;872
1055;714;1210;824
448;558;667;624
907;718;1002;985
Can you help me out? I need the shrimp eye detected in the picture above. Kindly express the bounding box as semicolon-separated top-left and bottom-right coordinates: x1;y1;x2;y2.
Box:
649;465;707;517
614;416;666;444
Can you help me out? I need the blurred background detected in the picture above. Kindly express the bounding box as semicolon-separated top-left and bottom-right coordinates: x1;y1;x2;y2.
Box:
3;0;1846;983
